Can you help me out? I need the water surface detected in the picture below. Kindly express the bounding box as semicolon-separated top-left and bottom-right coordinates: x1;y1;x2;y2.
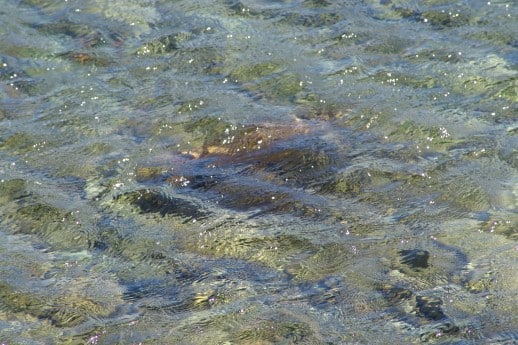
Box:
0;0;517;344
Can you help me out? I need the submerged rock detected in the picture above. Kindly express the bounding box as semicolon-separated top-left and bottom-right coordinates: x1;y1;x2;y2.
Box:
200;122;311;158
377;283;413;305
132;115;341;218
415;295;445;321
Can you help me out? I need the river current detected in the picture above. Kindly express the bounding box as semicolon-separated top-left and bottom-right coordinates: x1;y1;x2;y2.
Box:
0;0;517;344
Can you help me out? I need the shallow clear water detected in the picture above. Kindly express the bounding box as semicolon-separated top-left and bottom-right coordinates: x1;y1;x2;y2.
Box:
0;0;517;344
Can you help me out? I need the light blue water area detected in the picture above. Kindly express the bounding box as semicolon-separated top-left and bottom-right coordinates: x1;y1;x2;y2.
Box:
0;0;517;344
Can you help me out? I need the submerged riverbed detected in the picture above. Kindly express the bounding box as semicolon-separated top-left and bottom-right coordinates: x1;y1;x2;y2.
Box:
0;0;517;344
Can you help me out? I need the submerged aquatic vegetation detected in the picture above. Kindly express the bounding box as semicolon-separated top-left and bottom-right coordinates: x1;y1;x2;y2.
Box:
1;0;516;343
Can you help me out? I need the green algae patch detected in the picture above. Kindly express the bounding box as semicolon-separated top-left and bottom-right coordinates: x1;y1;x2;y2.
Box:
364;37;414;55
322;171;365;196
369;70;439;89
229;61;283;83
493;76;517;103
235;319;313;344
303;0;331;7
421;10;470;28
392;6;420;20
175;47;227;75
481;217;518;240
136;32;193;55
177;98;208;114
134;166;168;183
0;179;29;202
0;132;61;158
231;309;321;344
57;51;112;66
279;11;343;28
320;167;409;199
0;132;37;153
224;0;270;17
243;72;305;103
48;293;114;327
17;203;64;224
394;120;446;141
115;189;208;220
167;306;322;345
458;76;490;94
290;243;351;282
131;93;176;112
190;233;316;271
467;30;517;47
181;116;233;154
0;43;52;59
294;95;350;121
0;279;122;328
79;141;114;156
466;270;495;294
0;279;117;328
386;120;457;151
14;202;70;237
452;75;517;102
437;179;490;213
133;46;225;75
0;282;48;319
6;202;88;251
183;116;230;137
33;21;105;46
393;6;471;28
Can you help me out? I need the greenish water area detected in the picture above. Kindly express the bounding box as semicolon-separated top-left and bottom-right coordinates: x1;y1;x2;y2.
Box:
0;0;517;343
